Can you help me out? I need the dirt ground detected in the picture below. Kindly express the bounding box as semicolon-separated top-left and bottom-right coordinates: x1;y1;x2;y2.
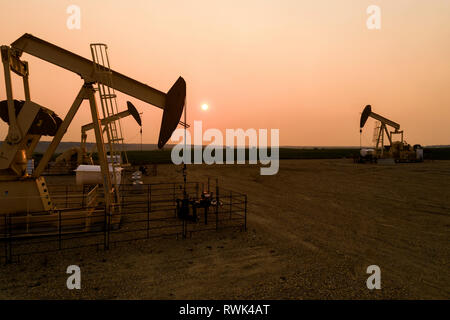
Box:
0;159;449;299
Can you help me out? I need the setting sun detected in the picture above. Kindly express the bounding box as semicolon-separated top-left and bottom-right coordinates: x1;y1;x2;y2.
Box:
201;104;209;111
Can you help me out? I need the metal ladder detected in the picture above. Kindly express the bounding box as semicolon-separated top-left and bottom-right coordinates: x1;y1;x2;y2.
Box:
90;43;129;174
373;121;381;145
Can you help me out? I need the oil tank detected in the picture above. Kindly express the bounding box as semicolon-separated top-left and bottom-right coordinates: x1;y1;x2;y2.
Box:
75;165;122;185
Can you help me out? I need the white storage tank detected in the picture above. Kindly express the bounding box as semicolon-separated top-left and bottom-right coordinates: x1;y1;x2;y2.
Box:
75;164;123;185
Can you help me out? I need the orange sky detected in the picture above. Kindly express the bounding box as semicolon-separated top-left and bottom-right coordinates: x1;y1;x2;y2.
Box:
0;0;449;146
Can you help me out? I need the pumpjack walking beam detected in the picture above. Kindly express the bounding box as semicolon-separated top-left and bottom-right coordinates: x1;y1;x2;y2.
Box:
81;101;141;152
9;33;186;148
11;34;166;108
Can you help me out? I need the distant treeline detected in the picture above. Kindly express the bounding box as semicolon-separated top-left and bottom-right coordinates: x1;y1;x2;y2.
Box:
125;148;360;165
122;147;450;165
32;147;450;166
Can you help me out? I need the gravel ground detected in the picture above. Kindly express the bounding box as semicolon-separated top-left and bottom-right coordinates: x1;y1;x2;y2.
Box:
0;159;449;299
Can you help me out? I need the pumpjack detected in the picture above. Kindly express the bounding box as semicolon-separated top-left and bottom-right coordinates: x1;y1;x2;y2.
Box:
0;34;186;231
359;105;423;163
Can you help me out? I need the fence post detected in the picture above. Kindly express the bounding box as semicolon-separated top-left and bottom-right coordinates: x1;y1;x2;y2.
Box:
244;195;247;231
147;184;151;239
103;205;109;250
196;182;199;199
82;185;86;207
121;184;125;205
173;183;176;217
8;214;12;264
182;220;187;239
107;205;111;250
4;215;12;264
3;215;6;264
229;191;232;220
215;179;219;231
58;210;62;250
7;215;12;264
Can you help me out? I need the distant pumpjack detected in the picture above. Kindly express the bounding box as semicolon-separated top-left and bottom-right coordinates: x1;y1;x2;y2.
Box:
359;105;423;163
